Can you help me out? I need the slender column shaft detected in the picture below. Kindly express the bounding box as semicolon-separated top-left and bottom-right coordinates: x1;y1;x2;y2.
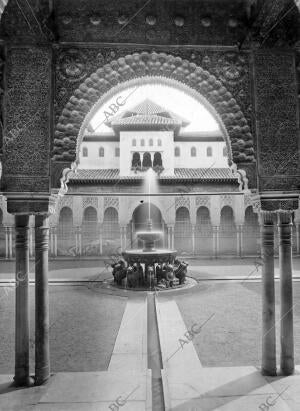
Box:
35;215;50;385
29;228;33;257
240;225;244;257
278;212;294;375
213;226;219;258
99;232;103;255
296;224;300;255
5;227;8;258
192;226;195;255
171;226;174;250
260;212;276;376
9;227;13;258
237;225;243;257
14;215;31;386
54;228;57;257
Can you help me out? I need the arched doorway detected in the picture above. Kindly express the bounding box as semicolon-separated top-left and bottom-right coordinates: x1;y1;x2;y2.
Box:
102;207;120;255
219;206;236;255
131;203;165;249
174;207;192;253
82;206;99;255
57;207;74;256
243;206;260;256
195;206;213;256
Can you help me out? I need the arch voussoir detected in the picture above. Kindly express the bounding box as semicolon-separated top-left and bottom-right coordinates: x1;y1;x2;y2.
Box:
53;51;255;169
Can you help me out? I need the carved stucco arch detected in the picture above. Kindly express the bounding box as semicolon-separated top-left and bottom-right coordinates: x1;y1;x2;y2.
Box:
127;199;169;227
53;52;255;192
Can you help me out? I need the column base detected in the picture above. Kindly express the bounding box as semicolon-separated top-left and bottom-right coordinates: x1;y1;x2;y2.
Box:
13;374;34;387
261;367;277;377
35;366;51;386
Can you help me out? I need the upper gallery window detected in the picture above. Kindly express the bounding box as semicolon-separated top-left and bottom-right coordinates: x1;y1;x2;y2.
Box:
132;139;136;146
141;139;145;147
191;147;196;157
115;147;120;157
149;138;153;146
82;147;88;157
175;147;180;157
207;146;213;157
223;146;227;157
157;139;162;146
99;147;104;157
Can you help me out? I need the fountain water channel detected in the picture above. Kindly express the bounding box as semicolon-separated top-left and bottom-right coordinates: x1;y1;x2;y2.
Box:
112;169;189;290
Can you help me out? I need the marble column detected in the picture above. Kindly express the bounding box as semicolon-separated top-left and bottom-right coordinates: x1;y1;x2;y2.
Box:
99;231;103;255
75;227;82;256
278;212;294;375
14;215;31;386
5;226;8;258
296;223;300;255
53;227;57;257
212;226;219;258
192;225;195;255
260;212;276;376
29;227;33;257
237;225;243;257
167;226;171;249
35;215;50;385
170;226;174;250
8;226;13;258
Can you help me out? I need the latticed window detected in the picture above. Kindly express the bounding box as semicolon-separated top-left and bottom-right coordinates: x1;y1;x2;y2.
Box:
115;147;120;157
58;207;73;255
153;152;162;167
175;146;180;157
142;152;152;168
191;146;196;157
157;139;162;146
132;139;136;146
82;147;88;157
132;152;141;168
102;207;119;241
141;139;145;147
149;138;153;146
207;146;213;157
82;206;98;255
99;147;104;157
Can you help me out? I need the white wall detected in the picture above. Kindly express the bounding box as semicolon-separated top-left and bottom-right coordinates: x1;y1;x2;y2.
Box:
78;141;120;169
174;141;228;168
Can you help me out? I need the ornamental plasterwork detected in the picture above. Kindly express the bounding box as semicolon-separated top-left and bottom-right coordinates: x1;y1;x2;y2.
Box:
175;197;190;210
216;52;248;87
220;194;233;207
195;196;210;208
82;196;98;209
104;197;119;211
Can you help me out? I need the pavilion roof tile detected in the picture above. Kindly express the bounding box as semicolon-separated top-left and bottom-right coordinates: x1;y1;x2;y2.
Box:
69;168;238;183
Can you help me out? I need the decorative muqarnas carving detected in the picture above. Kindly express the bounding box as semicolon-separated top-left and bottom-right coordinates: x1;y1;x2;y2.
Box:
104;197;119;211
53;52;255;168
175;197;190;210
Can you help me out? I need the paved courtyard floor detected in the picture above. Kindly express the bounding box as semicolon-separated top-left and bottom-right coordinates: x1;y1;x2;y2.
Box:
1;259;300;410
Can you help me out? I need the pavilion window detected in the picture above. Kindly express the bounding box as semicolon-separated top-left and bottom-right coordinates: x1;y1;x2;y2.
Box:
191;146;196;157
141;139;145;147
99;147;104;157
82;147;88;157
132;152;141;168
115;147;120;157
149;138;153;146
207;146;213;157
175;146;180;157
142;152;152;168
157;139;162;146
153;152;162;167
132;139;136;146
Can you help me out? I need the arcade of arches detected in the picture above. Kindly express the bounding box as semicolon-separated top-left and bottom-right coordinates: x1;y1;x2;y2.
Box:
0;1;299;407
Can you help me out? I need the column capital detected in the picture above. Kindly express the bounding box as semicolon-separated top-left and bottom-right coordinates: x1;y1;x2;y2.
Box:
277;211;293;225
5;193;59;216
251;194;299;214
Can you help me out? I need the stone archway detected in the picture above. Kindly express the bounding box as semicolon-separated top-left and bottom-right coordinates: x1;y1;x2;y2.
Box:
52;51;256;191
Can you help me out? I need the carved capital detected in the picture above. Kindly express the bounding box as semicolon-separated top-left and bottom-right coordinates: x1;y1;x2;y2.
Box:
251;194;299;214
5;194;59;216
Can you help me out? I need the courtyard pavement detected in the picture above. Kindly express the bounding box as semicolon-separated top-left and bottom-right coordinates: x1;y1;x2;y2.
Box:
1;259;300;410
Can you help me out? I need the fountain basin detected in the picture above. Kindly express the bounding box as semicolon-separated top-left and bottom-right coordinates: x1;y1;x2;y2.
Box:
122;248;177;265
136;230;163;252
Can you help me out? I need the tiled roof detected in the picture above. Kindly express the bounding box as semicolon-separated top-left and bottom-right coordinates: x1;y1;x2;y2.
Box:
110;114;181;127
69;168;239;183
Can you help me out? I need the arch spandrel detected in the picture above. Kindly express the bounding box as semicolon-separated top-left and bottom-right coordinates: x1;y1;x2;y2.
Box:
52;51;256;191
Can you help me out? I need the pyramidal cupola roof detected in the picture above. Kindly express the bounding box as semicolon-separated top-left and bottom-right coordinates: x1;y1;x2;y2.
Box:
105;98;190;131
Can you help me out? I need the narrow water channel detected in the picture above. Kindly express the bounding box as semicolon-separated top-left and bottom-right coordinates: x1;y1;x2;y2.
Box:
147;292;165;411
